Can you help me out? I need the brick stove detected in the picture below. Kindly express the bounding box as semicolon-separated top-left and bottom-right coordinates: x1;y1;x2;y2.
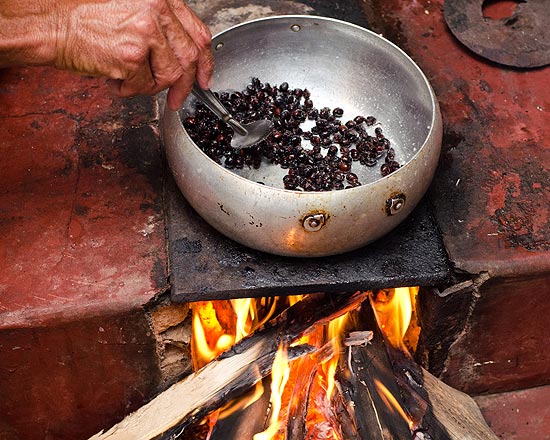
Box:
1;0;549;439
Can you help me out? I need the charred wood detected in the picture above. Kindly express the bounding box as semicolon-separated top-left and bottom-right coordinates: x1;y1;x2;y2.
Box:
331;383;361;440
380;311;498;439
207;378;272;440
333;302;496;440
334;307;412;439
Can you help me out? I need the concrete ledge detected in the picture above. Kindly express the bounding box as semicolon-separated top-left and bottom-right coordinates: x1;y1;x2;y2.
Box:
0;67;168;438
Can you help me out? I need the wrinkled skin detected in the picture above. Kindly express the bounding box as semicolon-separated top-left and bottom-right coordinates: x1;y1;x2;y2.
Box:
0;0;214;110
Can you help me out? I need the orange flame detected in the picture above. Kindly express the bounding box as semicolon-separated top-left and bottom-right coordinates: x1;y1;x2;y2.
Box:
191;297;281;427
374;379;414;429
369;287;419;352
192;301;228;369
253;344;290;440
323;313;349;399
192;297;281;369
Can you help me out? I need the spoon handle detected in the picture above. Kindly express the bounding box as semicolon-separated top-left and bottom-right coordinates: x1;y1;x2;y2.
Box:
191;84;248;136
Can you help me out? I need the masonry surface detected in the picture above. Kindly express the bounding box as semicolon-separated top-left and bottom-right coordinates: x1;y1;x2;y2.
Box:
1;0;549;438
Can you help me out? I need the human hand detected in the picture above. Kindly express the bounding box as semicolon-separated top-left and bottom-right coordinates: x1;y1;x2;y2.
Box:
54;0;214;110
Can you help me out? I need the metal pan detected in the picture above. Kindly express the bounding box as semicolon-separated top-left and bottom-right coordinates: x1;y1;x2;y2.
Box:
163;15;442;257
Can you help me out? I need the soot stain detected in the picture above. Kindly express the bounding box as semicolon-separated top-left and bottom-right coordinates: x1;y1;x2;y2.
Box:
172;237;203;254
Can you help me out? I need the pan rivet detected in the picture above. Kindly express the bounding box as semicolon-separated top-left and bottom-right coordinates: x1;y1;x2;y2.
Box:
386;195;406;216
303;214;325;232
290;24;302;32
215;42;224;51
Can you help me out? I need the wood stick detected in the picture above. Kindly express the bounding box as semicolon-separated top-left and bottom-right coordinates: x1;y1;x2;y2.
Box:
90;291;368;440
378;320;498;439
419;369;498;440
332;383;361;440
285;341;334;440
335;308;412;440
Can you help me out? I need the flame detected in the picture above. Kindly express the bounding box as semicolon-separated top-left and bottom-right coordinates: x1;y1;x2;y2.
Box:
323;313;349;399
191;290;419;439
192;296;282;428
192;297;281;369
232;298;253;341
253;344;290;440
192;301;228;369
218;378;265;420
287;295;304;307
374;379;414;430
369;287;419;352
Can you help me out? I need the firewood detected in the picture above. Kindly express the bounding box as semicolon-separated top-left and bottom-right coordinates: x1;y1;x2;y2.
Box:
337;333;413;438
334;307;412;440
207;378;272;440
419;369;498;440
336;305;498;440
285;340;335;439
381;325;498;439
331;383;361;440
89;292;368;440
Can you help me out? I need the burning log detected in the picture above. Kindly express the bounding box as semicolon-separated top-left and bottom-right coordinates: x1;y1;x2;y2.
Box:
284;341;335;439
335;312;413;439
207;378;272;440
368;289;498;440
383;340;498;440
333;298;498;440
89;291;368;440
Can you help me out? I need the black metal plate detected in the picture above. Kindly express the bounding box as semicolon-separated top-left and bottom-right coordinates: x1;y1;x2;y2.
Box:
166;178;452;302
444;0;550;68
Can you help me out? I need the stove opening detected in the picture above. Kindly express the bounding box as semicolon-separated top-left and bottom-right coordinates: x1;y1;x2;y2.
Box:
186;288;422;439
92;288;496;440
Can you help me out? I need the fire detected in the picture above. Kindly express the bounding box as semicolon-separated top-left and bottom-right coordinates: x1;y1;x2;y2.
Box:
191;287;420;439
369;286;420;353
191;296;282;428
323;313;349;400
253;344;290;440
191;297;281;369
374;379;414;429
191;301;229;369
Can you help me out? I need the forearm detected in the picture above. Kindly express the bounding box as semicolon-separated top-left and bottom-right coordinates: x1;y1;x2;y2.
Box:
0;0;213;109
0;0;62;67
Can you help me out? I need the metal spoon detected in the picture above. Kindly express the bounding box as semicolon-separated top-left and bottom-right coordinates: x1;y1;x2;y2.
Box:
191;83;273;149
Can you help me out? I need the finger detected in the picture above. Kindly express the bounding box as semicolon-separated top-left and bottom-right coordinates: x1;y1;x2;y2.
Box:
147;30;194;109
166;74;193;110
108;62;156;97
166;0;214;88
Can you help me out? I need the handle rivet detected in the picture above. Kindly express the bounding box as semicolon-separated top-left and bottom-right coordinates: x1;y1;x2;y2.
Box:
386;195;406;216
303;214;326;232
